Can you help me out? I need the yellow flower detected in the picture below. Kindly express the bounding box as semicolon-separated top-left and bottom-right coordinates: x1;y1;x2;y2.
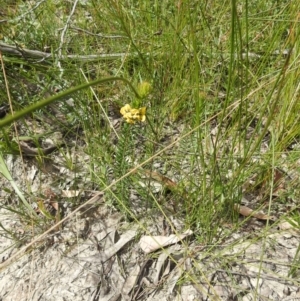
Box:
120;104;146;124
130;107;146;122
120;104;131;117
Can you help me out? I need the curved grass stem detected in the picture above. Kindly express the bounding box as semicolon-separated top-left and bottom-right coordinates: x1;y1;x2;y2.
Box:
0;76;141;128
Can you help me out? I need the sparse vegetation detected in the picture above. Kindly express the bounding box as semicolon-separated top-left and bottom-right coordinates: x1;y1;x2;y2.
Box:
0;0;300;299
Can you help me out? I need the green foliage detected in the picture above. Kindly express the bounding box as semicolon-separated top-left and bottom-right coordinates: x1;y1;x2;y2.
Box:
0;0;300;288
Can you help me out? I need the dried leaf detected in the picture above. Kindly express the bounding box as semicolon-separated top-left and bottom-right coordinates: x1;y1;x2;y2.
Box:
50;201;59;211
277;219;300;232
272;169;286;196
121;264;140;297
166;258;185;295
62;190;81;198
139;229;193;253
274;169;285;186
154;252;169;284
143;170;177;189
100;228;137;262
132;168;177;190
234;204;276;221
45;188;59;211
19;140;63;156
79;227;138;263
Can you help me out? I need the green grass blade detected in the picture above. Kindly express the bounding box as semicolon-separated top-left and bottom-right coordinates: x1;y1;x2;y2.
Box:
0;76;141;128
0;153;37;217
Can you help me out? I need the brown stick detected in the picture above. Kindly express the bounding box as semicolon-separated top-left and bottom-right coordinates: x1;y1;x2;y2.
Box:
0;42;128;62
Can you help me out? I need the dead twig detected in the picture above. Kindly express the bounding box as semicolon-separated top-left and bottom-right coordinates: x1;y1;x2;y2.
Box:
0;42;129;62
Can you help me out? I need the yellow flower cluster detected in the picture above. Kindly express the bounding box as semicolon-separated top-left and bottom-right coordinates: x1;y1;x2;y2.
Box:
120;104;147;124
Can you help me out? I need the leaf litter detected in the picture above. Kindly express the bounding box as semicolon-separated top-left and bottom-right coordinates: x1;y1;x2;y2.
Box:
1;130;300;301
1;175;300;301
